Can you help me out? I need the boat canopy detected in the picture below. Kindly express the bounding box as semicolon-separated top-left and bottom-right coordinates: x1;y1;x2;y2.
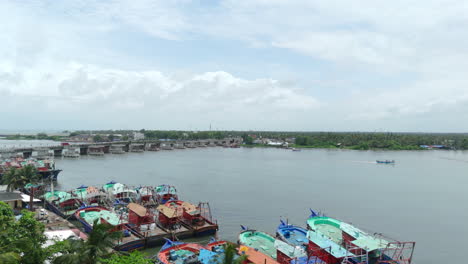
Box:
79;209;122;226
307;216;392;252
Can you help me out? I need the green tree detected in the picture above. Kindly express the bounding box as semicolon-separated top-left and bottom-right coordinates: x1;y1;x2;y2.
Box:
0;202;48;264
101;251;152;264
36;133;49;140
108;134;115;142
52;219;122;264
1;168;27;192
220;243;247;264
93;135;104;142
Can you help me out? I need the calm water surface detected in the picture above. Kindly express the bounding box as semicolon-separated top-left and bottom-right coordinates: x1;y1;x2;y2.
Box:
21;146;468;263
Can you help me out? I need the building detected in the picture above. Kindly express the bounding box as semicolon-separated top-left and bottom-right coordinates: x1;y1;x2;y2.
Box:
132;132;145;141
0;190;23;211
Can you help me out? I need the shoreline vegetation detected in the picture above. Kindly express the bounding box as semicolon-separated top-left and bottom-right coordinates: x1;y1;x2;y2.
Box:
4;130;468;150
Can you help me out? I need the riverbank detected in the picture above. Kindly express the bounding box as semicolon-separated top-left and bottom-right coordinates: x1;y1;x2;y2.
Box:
242;143;425;150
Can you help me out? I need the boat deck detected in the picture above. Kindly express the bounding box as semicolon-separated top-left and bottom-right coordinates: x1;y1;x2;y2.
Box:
280;228;308;247
239;246;279;264
315;224;343;244
239;231;276;259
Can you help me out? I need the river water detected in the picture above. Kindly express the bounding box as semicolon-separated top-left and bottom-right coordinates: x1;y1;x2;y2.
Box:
2;140;466;263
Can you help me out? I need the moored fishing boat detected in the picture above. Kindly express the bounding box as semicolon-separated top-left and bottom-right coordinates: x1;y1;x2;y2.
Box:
154;184;178;204
135;186;154;204
306;210;415;264
277;220;309;249
72;185;109;206
157;239;206;264
238;245;279;264
74;206;145;251
126;202;171;247
0;157;61;181
158;200;218;236
103;181;137;203
238;228;277;259
277;220;325;264
43;190;84;219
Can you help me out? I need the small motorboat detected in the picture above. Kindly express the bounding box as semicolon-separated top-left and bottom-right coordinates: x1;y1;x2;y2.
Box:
376;160;395;164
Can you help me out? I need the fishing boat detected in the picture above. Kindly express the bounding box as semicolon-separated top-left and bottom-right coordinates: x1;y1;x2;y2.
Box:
154;184;178;204
72;185;109;206
238;228;277;259
157;200;218;236
74;206;145;251
126;202;171;247
43;190;84;219
157;239;206;264
238;245;279;264
277;220;325;264
135;186;154;204
277;220;309;248
306;210;415;264
0;157;61;180
158;239;232;264
103;181;137;203
376;160;395;164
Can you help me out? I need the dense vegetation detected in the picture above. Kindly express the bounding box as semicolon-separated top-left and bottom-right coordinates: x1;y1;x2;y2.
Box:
5;133;64;141
7;129;468;150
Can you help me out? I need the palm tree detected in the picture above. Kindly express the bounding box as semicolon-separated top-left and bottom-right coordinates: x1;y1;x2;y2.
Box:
53;219;121;264
16;165;40;211
2;168;27;192
222;243;247;264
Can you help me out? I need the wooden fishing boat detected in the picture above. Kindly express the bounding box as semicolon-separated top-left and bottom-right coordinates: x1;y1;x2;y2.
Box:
74;206;145;251
238;245;279;264
126;202;171;247
154;184;178;204
276;220;309;248
102;181;137;204
306;210;415;264
157;200;218;236
277;220;325;264
157;239;206;264
238;228;277;259
43;190;84;219
158;239;232;264
72;185;109;206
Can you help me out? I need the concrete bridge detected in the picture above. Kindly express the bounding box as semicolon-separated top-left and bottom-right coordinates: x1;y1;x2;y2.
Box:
0;138;243;158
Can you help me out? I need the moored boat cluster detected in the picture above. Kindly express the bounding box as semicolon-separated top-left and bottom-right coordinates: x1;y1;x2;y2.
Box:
29;182;415;264
33;182;218;251
157;210;415;264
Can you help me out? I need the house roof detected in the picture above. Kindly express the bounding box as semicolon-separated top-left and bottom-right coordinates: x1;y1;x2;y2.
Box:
127;203;147;217
0;192;23;202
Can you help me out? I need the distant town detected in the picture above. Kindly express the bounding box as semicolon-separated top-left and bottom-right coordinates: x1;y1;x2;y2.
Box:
2;130;468;150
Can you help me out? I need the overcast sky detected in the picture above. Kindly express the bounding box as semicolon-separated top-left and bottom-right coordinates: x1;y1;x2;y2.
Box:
1;0;467;132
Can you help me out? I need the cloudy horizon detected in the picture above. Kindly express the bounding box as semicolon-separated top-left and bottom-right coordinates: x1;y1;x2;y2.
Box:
1;1;468;132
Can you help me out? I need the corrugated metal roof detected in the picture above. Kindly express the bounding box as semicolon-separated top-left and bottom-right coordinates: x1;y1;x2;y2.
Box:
0;192;23;202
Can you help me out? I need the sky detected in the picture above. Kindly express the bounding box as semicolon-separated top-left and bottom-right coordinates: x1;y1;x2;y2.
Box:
1;0;468;132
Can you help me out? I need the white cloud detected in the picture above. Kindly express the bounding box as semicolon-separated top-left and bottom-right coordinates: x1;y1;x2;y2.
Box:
1;0;468;131
0;62;319;129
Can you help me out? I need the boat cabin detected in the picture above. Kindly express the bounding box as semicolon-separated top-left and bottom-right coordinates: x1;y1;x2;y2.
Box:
127;202;153;226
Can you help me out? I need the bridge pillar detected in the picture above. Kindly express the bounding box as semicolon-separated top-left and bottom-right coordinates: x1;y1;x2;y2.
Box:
53;149;62;157
103;145;110;154
80;147;88;155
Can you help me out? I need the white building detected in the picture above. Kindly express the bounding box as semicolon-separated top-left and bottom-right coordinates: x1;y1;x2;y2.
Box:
132;132;145;140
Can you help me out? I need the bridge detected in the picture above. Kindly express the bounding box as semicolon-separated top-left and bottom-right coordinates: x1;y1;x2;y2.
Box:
0;138;243;158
